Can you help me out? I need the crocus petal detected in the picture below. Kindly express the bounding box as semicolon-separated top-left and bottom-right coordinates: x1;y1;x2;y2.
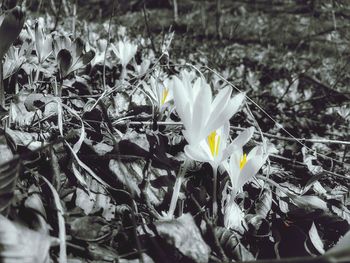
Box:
231;127;255;148
184;144;211;163
227;149;242;189
180;70;196;92
208;92;245;134
247;145;263;160
215;122;230;163
173;77;188;119
236;154;264;190
191;80;213;140
221;127;255;161
210;86;232;114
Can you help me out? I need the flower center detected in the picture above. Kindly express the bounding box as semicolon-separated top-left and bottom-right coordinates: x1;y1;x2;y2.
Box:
161;87;169;105
207;131;220;157
240;153;247;170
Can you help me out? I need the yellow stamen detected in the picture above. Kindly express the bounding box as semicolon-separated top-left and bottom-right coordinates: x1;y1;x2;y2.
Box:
207;131;220;157
161;87;169;105
240;153;247;170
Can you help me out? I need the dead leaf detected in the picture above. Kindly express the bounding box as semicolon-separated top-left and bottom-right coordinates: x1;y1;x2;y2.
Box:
255;186;272;218
154;213;210;263
0;214;51;263
69;216;111;241
109;158;167;206
75;176;116;221
308;222;325;255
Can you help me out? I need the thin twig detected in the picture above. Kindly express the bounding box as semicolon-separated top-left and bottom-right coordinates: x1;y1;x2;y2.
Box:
114;120;350;146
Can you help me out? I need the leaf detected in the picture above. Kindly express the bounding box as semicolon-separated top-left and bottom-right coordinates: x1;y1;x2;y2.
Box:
0;214;51;263
215;226;239;256
302;147;323;175
255;186;272;218
308;222;325;254
215;226;255;261
68;216;111;241
245;214;270;237
75;176;116;221
324;229;350;263
6;128;48;151
9;99;41;128
0;131;18;215
0;7;25;58
154;213;210;263
109;158;167;206
57;49;72;78
292;195;328;212
24;93;58;118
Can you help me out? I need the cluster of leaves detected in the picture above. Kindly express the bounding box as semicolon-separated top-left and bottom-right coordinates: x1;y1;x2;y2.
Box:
0;1;350;263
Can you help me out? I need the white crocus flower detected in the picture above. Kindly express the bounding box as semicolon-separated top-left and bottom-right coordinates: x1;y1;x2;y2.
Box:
173;76;246;146
134;59;151;76
111;40;137;67
185;125;255;218
223;143;270;197
171;76;247;217
143;76;174;110
34;20;52;63
90;39;108;67
185;125;255;170
179;69;197;90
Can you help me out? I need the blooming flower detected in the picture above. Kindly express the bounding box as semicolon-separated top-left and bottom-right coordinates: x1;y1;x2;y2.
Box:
3;45;27;79
34;20;52;63
223;140;270;197
143;75;174;110
134;58;151;76
185;124;255;169
90;38;108;67
111;40;137;67
173;76;246;146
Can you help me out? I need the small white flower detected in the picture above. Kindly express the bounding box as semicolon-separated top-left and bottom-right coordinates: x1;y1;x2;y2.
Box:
90;38;108;67
143;75;174;110
185;125;255;169
134;59;151;76
111;40;137;67
223;139;270;196
34;20;52;63
173;76;246;146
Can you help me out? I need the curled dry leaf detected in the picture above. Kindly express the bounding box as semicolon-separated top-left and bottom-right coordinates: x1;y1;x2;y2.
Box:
308;222;325;255
154;213;210;263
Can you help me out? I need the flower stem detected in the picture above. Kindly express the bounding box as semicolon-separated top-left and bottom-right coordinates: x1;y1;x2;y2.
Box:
212;165;218;218
168;159;189;218
120;66;127;80
0;60;4;108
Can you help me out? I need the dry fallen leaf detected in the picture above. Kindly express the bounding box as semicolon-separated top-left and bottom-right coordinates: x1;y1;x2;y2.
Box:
0;214;52;263
154;213;210;263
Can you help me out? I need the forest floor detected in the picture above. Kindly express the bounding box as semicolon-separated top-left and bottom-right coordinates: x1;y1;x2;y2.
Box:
1;0;350;263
